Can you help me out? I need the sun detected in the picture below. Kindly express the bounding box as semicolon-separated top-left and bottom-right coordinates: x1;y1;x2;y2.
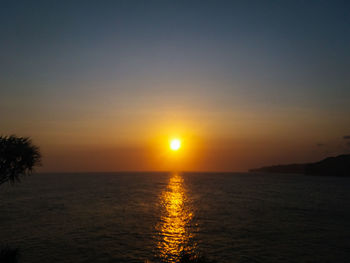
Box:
170;139;181;151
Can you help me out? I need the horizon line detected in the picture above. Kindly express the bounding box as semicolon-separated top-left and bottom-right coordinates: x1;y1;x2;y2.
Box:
35;170;249;175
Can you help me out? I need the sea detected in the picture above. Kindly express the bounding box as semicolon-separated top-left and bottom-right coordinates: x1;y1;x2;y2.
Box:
0;172;349;263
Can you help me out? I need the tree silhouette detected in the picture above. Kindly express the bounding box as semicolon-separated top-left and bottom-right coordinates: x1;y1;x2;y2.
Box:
0;135;41;186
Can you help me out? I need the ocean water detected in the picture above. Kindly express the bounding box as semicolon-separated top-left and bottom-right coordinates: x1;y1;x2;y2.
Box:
0;172;350;263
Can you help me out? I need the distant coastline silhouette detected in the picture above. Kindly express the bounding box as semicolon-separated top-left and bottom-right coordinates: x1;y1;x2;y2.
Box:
250;154;350;176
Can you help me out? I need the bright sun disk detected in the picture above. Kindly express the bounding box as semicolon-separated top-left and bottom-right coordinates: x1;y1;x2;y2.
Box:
170;139;181;151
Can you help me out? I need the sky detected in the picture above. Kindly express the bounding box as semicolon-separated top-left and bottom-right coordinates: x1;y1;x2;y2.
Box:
1;0;349;172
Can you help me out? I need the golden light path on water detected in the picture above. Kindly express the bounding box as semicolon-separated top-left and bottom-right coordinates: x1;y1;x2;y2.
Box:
156;173;196;262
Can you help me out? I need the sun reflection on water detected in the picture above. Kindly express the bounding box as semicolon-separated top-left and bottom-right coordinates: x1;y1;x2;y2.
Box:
156;173;195;262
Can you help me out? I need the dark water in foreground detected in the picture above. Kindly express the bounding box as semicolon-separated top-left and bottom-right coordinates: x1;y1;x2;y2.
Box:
0;172;350;263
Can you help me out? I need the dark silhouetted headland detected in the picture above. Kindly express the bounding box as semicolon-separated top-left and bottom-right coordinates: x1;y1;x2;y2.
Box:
250;154;350;176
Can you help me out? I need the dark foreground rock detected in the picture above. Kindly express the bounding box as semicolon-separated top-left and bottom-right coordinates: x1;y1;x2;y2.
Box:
0;245;19;263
